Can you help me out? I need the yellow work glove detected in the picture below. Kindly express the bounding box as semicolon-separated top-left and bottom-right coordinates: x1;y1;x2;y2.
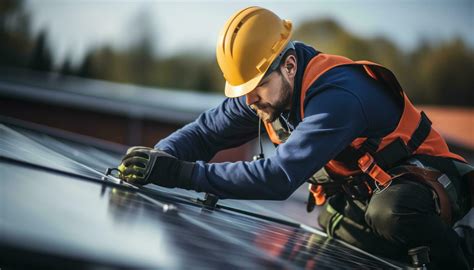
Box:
117;146;195;189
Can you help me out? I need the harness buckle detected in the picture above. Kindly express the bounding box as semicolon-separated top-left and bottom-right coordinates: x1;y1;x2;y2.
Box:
358;153;392;187
309;184;327;206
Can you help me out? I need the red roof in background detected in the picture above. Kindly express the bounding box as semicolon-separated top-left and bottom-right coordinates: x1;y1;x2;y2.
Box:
419;106;474;150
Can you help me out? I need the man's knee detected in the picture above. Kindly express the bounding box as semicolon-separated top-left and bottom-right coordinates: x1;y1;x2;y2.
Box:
365;195;400;239
365;180;436;240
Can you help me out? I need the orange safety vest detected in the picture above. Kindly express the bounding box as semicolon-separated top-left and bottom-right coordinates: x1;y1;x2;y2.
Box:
264;53;466;206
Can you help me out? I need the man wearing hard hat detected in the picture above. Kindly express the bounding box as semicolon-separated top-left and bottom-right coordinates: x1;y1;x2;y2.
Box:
118;7;473;269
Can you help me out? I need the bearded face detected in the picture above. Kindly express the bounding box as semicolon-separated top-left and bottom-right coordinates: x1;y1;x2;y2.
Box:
247;71;293;123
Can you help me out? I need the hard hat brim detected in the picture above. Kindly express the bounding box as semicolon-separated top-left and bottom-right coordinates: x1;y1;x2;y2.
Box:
224;72;266;98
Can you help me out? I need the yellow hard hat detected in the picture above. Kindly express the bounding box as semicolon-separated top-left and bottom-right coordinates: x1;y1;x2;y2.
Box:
216;7;293;98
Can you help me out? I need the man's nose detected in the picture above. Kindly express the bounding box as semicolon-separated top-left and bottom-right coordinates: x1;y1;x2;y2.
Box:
246;91;259;106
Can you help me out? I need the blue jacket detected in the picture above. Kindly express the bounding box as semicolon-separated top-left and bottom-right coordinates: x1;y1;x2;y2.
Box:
155;42;402;200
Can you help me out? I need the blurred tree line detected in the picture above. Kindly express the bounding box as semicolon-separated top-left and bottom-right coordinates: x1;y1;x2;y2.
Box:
293;20;474;107
1;0;49;70
1;1;472;106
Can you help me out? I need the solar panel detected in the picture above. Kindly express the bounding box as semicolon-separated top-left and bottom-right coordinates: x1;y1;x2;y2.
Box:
0;119;405;269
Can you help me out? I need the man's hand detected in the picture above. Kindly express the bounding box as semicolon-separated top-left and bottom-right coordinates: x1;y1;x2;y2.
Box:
118;146;195;189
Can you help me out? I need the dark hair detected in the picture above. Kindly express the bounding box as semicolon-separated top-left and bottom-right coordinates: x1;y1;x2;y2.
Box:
275;49;296;74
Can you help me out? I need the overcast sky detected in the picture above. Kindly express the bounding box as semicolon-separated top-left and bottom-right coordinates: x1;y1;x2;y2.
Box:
26;0;474;66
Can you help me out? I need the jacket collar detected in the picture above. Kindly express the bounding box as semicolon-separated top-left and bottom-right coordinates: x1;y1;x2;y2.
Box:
288;42;319;125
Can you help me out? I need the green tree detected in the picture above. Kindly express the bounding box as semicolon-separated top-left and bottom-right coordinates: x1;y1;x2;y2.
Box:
60;58;74;76
0;0;34;68
29;31;53;71
414;38;474;106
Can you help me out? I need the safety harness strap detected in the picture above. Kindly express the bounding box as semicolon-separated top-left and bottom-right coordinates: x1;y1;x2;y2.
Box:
407;111;432;152
320;111;435;196
358;153;392;186
360;138;382;154
355;110;433;187
371;138;411;170
327;138;382;173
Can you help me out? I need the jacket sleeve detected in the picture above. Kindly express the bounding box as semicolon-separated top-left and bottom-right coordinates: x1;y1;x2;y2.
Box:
189;87;369;200
155;96;259;162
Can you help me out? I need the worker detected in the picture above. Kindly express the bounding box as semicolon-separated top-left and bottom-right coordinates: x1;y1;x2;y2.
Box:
118;6;473;268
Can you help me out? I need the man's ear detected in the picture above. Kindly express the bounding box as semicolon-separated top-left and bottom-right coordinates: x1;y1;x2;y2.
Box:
282;54;297;79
